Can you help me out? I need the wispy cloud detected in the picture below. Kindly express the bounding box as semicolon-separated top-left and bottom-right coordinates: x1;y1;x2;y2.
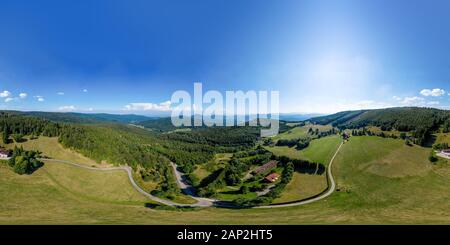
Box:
124;101;172;111
400;96;425;106
5;98;14;103
34;95;45;102
57;92;65;96
397;96;440;107
82;89;88;93
420;88;445;97
19;93;27;99
58;105;76;111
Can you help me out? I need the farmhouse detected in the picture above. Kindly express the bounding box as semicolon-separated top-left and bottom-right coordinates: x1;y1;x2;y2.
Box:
264;173;280;183
0;148;10;159
253;160;278;175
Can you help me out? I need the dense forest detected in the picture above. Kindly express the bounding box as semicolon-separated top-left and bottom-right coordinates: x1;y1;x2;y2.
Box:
309;107;450;146
309;110;368;125
0;111;261;196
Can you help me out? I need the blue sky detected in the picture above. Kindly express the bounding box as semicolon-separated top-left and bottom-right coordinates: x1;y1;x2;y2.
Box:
0;0;450;114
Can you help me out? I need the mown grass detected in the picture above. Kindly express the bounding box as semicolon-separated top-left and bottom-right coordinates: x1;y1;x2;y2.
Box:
273;172;327;204
272;127;308;140
3;135;450;224
265;135;342;165
1;136;99;167
2;136;197;205
300;135;341;165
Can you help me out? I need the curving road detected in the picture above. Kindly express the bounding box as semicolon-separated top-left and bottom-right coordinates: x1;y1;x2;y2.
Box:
255;142;343;208
40;158;206;207
39;141;343;209
169;162;216;206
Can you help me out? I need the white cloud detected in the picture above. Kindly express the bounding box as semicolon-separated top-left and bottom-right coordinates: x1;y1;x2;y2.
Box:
82;89;88;93
400;96;425;106
4;98;14;103
392;96;402;101
124;101;172;111
19;93;27;99
420;88;445;97
35;95;45;102
0;91;11;98
58;105;76;111
427;101;440;106
57;92;65;96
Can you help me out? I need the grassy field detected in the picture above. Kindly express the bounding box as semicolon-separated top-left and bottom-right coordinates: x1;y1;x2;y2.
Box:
300;135;341;165
272;126;308;140
266;136;340;203
337;136;431;178
4;135;450;224
273;172;327;204
1;136;197;205
266;135;342;165
1;136;100;167
273;123;333;141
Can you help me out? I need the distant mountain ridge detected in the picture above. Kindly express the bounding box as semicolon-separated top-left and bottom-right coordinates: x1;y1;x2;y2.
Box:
308;107;450;130
1;110;156;124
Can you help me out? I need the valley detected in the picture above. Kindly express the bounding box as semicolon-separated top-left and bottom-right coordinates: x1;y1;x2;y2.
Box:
1;107;450;224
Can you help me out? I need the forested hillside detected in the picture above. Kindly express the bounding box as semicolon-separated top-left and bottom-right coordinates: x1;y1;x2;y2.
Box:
5;110;153;124
0;112;171;180
308;110;366;125
0;111;261;191
309;107;450;146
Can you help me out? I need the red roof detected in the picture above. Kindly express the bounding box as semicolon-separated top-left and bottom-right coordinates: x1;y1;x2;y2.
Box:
253;160;278;175
265;173;280;182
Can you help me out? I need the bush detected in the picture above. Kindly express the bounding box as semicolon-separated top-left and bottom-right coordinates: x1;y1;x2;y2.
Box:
240;185;249;194
8;147;43;175
433;143;449;151
429;151;438;163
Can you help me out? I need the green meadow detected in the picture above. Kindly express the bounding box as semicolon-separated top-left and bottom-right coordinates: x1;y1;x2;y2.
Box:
266;135;341;165
3;135;450;224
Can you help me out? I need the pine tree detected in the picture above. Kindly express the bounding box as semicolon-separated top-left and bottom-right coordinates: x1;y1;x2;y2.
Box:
2;126;8;144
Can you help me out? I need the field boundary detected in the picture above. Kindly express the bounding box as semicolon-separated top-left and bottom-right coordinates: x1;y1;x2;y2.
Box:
39;141;343;209
255;142;343;208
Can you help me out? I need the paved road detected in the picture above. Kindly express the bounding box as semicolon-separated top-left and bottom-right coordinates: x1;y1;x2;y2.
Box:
40;158;205;207
39;141;343;209
169;162;217;207
255;142;343;209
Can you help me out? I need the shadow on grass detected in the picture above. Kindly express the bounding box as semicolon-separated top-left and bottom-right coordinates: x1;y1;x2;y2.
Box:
144;203;199;212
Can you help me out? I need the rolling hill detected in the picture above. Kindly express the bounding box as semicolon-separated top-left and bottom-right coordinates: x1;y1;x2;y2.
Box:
2;107;450;224
309;107;450;131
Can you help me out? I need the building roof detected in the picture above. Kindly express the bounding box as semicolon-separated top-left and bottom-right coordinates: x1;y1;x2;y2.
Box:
253;160;278;175
443;149;450;153
265;173;280;182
